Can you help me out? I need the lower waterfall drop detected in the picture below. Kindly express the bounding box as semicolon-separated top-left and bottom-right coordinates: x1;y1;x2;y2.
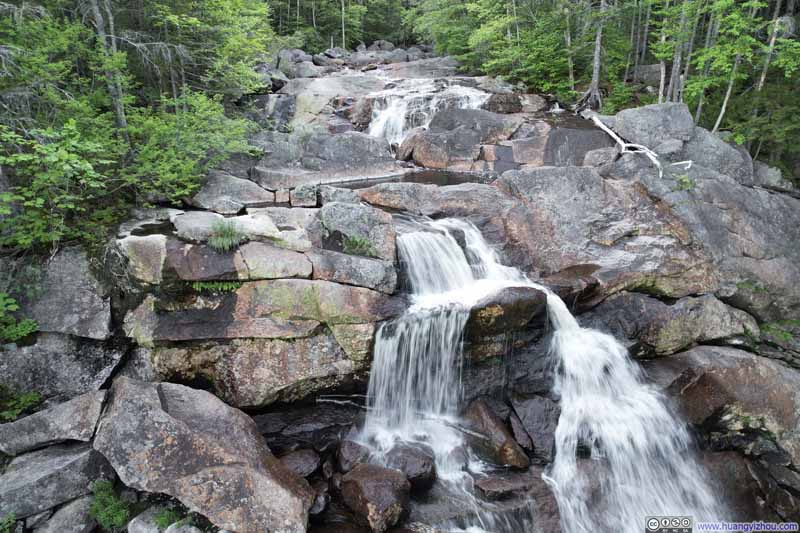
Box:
360;217;725;532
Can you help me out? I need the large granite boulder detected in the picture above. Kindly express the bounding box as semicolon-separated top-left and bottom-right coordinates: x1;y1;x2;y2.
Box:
116;235;167;285
678;127;753;185
20;248;111;340
0;333;125;403
581;292;759;357
190;170;275;214
0;443;113;519
606;148;800;321
277;76;385;129
645;346;800;466
93;378;314;533
496;165;718;300
35;494;95;533
467;286;546;339
0;391;105;456
610;102;694;148
313;202;396;261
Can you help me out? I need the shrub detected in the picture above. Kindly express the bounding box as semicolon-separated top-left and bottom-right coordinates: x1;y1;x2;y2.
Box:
89;480;132;532
0;385;42;422
0;513;16;533
342;235;376;257
153;507;183;530
207;219;246;252
0;292;38;343
191;281;243;294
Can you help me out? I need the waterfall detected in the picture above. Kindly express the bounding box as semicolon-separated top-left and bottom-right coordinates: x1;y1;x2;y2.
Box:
366;80;491;146
543;294;725;533
361;217;725;532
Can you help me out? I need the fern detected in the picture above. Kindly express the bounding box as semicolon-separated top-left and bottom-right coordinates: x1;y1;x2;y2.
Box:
207;219;246;252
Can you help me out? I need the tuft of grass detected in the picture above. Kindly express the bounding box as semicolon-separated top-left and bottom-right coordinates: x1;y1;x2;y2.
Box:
736;280;769;294
153;507;183;530
191;281;243;294
342;235;376;257
207;219;246;252
0;385;42;422
762;320;800;344
673;174;696;191
89;480;132;532
0;513;16;533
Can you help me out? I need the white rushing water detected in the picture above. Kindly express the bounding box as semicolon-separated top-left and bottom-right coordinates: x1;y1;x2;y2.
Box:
361;217;725;532
366;79;490;146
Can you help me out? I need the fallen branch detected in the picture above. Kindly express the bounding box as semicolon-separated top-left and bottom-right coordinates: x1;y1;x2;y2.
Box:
585;113;692;178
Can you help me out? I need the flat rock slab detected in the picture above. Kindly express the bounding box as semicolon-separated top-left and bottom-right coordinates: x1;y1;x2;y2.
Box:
0;391;106;456
307;250;397;294
93;378;314;533
191;170;275;214
0;442;113;519
35;495;95;533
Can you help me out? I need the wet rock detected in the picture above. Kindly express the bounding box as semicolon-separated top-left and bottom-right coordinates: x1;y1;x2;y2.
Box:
700;451;783;521
20;247;111;340
35;495;94;533
497;165;718;300
474;469;541;500
611;102;694;148
0;443;113;519
280;449;321;478
93;378;314;533
0;391;105;456
482;93;522;114
0;333;125;403
385;443;436;492
307;250;397;294
510;395;559;462
117;235;167;285
342;464;410;532
278;76;385;128
582;292;759;357
255;403;363;454
314;202;396;261
338;439;371;473
191;170;274;214
467;286;546;339
645;346;800;466
465;399;530;469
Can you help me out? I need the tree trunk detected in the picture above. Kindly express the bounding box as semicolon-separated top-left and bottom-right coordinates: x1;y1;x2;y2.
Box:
756;0;784;93
89;0;130;146
694;13;717;122
667;0;688;102
582;0;606;109
712;3;757;132
341;0;346;48
639;0;652;65
657;0;672;103
312;0;317;30
624;0;639;82
565;6;576;90
680;2;704;102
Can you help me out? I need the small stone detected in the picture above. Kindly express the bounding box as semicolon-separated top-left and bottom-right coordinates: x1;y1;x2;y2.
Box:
385;443;436;491
342;464;410;533
338;439;371;473
290;184;318;207
280;449;321;478
465;399;530;469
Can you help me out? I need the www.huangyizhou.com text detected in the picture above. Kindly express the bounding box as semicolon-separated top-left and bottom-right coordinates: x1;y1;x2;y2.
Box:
695;522;800;532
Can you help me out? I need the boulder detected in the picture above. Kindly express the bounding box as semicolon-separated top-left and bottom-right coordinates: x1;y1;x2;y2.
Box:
520;94;548;113
20;248;111;340
385;443;436;491
753;161;797;194
319;185;360;205
279;48;313;64
582;147;618;167
242;93;296;130
510;395;560;462
482;93;522;114
93;378;314;533
368;40;395;52
117;235;167;285
291;184;319;207
170;211;224;243
465;399;530;469
127;506;172;533
0;391;105;456
255;403;364;455
117;207;183;238
341;464;410;532
191;170;275;214
35;495;94;533
277;76;385;128
678;127;753;185
338;439;371;473
467;286;546;339
474;469;541;500
581;293;759;357
254;63;290;92
497;165;718;300
314;202;396;261
645;346;800;466
611;102;694;148
0;443;113;519
280;449;321;478
324;47;349;59
307;250;397;294
0;333;125;403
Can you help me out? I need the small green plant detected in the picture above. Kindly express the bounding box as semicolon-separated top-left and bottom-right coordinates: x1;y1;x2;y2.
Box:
762;320;800;344
207;219;246;252
342;235;376;257
673;174;696;191
191;281;243;294
0;385;42;422
0;513;16;533
153;507;183;530
89;480;132;532
736;280;769;294
0;292;38;343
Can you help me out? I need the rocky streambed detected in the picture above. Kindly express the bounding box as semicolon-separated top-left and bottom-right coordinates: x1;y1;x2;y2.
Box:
2;41;800;533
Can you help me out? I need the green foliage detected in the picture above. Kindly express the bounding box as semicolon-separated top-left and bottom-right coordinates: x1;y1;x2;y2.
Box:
762;320;800;344
153;507;183;530
736;280;769;293
342;235;376;257
0;513;16;533
191;281;243;294
89;480;132;532
0;385;42;422
207;219;247;252
0;292;38;343
673;174;696;191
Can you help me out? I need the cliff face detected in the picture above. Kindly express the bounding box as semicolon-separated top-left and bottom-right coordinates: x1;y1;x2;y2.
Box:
2;43;799;532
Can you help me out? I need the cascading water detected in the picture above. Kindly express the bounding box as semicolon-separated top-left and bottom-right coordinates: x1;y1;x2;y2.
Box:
366;79;490;146
360;217;725;532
